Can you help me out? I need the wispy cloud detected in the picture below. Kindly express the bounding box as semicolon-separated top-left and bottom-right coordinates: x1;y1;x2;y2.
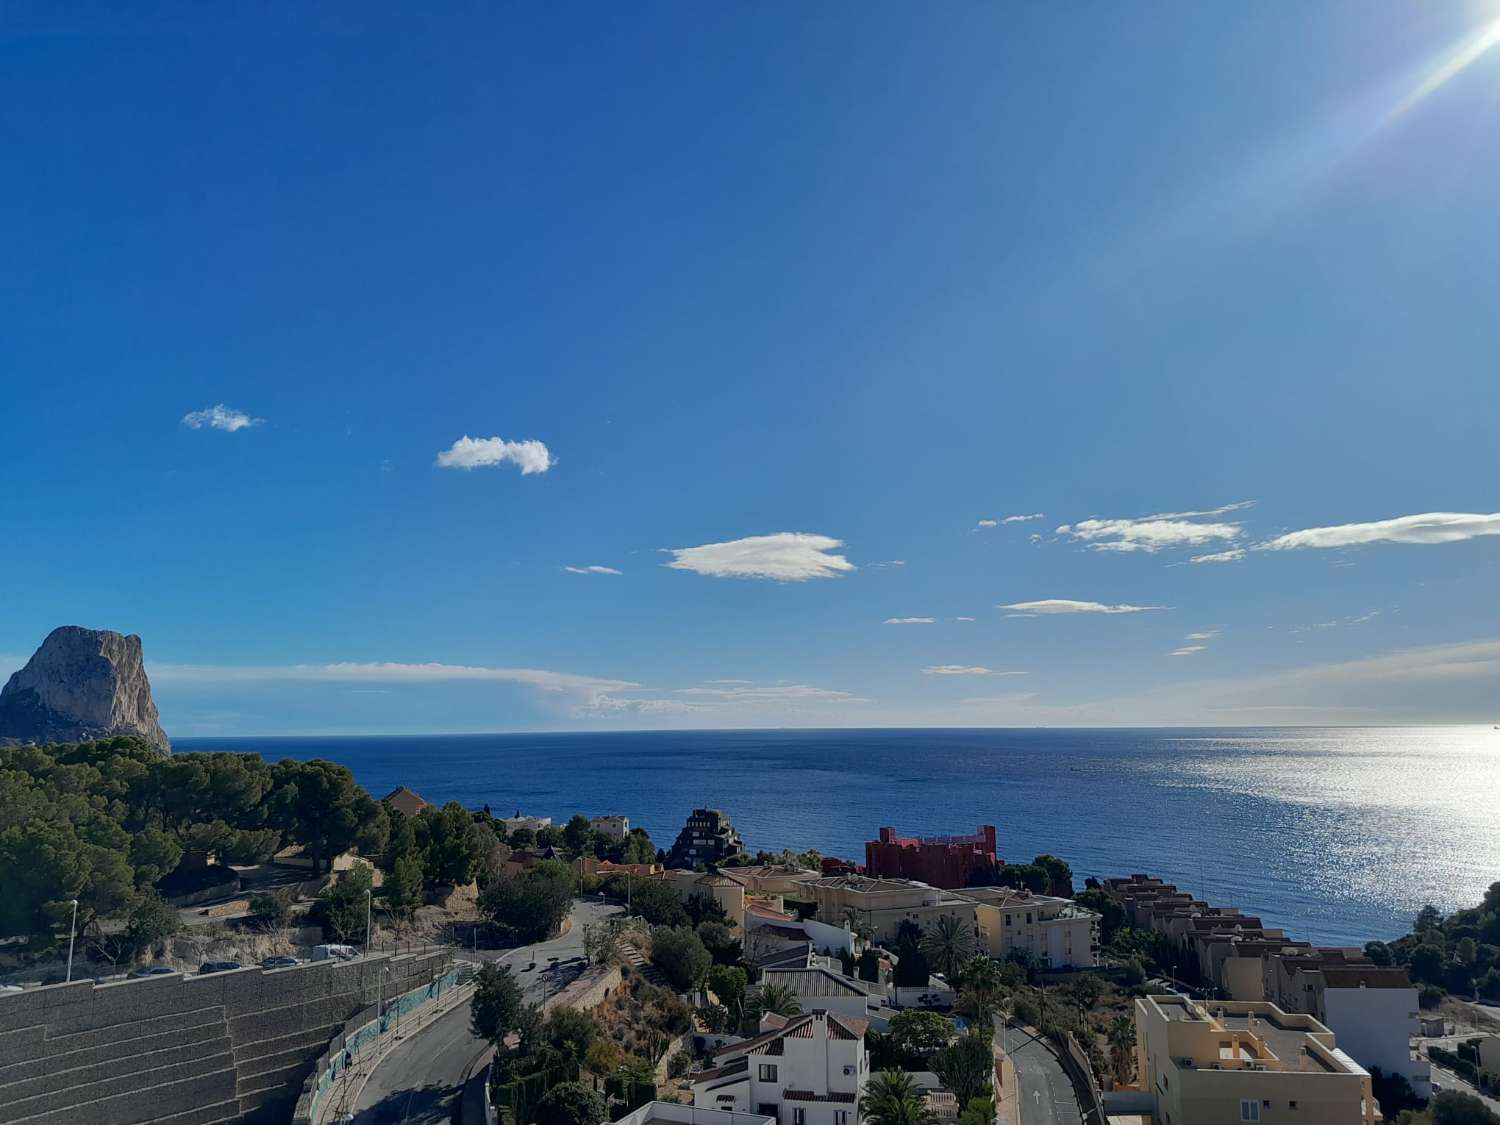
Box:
975;519;999;529
182;404;263;432
922;665;1027;677
564;565;622;576
435;435;553;474
1000;513;1044;524
1169;645;1206;657
665;533;855;581
1185;631;1219;641
1188;548;1246;564
672;683;872;705
999;599;1164;616
1260;511;1500;551
151;660;636;695
869;559;906;569
1057;501;1252;554
955;616;976;622
884;617;936;625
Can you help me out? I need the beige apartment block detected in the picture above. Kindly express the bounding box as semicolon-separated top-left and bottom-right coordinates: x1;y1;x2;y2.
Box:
808;876;977;945
961;887;1100;969
1136;995;1380;1125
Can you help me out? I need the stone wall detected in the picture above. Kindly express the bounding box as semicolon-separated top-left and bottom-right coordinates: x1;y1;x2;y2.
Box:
0;948;448;1125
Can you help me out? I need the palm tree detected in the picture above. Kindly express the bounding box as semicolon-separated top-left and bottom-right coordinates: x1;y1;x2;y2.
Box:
921;914;975;978
957;956;1006;1025
841;908;875;945
749;982;802;1021
1106;1015;1137;1084
859;1070;936;1125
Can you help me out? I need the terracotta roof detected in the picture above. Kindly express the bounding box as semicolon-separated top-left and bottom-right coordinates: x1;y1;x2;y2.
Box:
382;785;430;816
716;1011;867;1060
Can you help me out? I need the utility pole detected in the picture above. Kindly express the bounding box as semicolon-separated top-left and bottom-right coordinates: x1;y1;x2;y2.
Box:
364;888;373;952
65;899;79;983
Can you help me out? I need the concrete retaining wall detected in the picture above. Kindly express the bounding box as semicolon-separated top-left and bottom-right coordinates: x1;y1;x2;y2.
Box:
0;948;449;1125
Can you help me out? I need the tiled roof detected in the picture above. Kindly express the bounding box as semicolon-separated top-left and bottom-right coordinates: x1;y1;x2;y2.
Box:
784;1092;857;1103
762;968;869;998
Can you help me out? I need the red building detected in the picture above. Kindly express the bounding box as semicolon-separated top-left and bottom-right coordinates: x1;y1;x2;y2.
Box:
864;824;998;888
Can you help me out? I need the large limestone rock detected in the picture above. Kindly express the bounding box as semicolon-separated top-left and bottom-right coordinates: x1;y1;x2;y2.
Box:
0;626;171;754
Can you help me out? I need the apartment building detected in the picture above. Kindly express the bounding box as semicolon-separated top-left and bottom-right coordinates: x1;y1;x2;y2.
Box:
808;875;977;945
669;808;746;868
962;887;1100;969
590;814;630;839
693;1011;870;1125
1136;995;1380;1125
1264;948;1426;1087
864;825;998;889
668;868;749;928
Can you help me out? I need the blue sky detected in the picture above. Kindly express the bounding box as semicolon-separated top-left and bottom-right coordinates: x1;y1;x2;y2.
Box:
2;2;1499;734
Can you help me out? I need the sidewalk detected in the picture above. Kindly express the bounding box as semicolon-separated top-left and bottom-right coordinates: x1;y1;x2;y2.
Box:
993;1038;1020;1125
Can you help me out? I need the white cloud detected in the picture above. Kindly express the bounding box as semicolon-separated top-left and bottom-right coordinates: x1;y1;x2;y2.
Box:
673;683;872;705
665;533;855;581
884;617;936;625
1057;501;1252;553
150;660;637;696
998;599;1164;616
182;404;262;432
435;435;553;474
1185;631;1219;640
1169;645;1206;656
1189;548;1246;564
1260;511;1500;551
564;565;622;575
922;665;1027;676
975;519;999;528
1001;513;1044;524
955;616;976;622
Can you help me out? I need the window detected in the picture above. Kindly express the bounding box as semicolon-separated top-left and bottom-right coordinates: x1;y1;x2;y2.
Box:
1239;1100;1261;1123
835;1113;849;1125
1289;1102;1298;1110
1026;913;1032;924
793;1110;806;1125
759;1064;778;1081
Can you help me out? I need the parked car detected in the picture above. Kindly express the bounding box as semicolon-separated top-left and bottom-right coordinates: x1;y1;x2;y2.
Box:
199;961;242;975
261;956;301;969
0;985;24;994
128;966;178;978
312;944;359;962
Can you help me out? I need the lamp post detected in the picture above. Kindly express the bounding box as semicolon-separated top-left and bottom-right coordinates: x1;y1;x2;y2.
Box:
364;888;373;952
65;899;79;983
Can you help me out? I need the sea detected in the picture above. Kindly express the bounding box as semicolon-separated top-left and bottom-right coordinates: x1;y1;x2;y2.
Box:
175;726;1500;948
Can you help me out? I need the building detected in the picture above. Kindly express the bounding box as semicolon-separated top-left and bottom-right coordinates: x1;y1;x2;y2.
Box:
1263;949;1426;1087
864;825;998;889
960;887;1100;969
808;875;977;946
756;968;875;1024
382;785;430;818
614;1102;774;1125
667;868;748;928
668;808;746;868
1135;994;1380;1125
693;1010;869;1125
500;813;552;833
591;814;631;840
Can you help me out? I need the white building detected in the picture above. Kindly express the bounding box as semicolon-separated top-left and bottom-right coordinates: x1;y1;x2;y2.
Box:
614;1102;773;1125
693;1011;869;1125
591;815;630;840
757;968;874;1024
500;813;552;833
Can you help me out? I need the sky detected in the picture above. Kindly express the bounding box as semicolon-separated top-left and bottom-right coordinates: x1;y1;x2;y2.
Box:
2;2;1499;735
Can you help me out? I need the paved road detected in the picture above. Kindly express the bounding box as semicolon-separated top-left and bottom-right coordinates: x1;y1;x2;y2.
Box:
1002;1024;1082;1125
343;898;621;1125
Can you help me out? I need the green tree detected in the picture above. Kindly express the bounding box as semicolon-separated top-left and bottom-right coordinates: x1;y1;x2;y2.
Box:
1410;943;1446;985
1429;1090;1500;1125
481;860;575;942
626;878;690;927
1073;889;1125;944
957;956;1007;1024
858;948;882;982
697;919;740;964
315;864;373;943
270;759;389;875
996;864;1048;894
1031;854;1074;896
1106;1015;1137;1083
562;815;596;859
1365;941;1394;967
469;962;526;1048
421;801;481;885
123;891;179;959
860;1070;936;1125
921;914;975;978
651;925;712;992
887;1009;953;1065
957;1097;994;1125
707;964;748;1021
535;1081;606;1125
934;1032;993;1110
249;890;291;930
546;1006;598;1062
383;850;425;920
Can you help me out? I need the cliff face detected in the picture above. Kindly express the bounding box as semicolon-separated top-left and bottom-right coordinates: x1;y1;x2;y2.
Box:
0;626;171;754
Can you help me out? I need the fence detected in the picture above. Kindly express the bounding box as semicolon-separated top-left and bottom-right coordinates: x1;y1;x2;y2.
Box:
292;960;468;1124
1047;1029;1107;1125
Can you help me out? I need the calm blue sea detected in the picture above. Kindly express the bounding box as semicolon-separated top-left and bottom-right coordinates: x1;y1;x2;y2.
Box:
175;726;1500;948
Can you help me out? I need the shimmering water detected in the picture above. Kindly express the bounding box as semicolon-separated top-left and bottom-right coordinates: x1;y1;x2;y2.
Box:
177;726;1500;947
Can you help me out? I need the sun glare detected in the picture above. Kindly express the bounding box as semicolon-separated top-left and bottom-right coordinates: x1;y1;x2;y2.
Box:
1386;10;1500;123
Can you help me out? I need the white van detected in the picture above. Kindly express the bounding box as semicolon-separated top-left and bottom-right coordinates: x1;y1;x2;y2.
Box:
312;944;359;962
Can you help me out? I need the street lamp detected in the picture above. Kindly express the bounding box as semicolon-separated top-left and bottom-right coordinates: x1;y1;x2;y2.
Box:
364;888;373;951
65;899;79;983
